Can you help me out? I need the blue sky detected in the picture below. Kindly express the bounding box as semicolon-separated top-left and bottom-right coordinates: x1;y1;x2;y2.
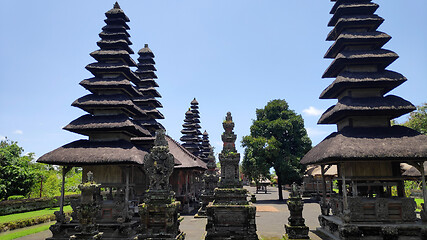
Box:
0;1;426;160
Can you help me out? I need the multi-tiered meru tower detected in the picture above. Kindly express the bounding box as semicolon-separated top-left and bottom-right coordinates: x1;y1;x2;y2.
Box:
39;3;150;239
180;98;203;156
132;44;165;150
301;1;427;239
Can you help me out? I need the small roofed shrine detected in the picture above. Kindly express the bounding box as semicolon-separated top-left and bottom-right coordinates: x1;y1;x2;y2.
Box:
301;1;427;239
180;98;203;157
205;112;258;240
37;3;155;239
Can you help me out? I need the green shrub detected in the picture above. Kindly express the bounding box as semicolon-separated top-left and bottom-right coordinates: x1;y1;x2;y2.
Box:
7;195;25;200
0;211;71;232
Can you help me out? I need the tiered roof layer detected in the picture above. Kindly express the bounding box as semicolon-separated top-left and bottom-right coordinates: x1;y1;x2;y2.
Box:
180;98;203;156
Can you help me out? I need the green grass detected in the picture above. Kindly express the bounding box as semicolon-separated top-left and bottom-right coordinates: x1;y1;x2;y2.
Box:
415;198;424;210
0;205;72;223
0;222;53;240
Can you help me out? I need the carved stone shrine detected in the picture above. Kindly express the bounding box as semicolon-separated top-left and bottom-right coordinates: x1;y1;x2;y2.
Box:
205;112;258;240
284;183;309;240
136;130;185;240
195;148;219;217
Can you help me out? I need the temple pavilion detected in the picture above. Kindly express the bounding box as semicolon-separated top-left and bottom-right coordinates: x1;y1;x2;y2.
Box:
301;1;427;239
37;2;205;239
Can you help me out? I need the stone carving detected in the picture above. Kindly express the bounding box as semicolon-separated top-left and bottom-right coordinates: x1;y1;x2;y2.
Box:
284;182;309;240
196;148;219;217
205;112;258;240
70;171;103;240
136;130;185;240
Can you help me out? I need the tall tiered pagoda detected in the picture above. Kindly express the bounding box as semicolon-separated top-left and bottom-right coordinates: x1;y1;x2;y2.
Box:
132;44;165;150
301;1;427;239
38;3;150;239
199;130;212;163
180;98;203;156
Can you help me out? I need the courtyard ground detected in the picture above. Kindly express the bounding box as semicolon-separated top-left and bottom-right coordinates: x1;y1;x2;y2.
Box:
14;186;328;240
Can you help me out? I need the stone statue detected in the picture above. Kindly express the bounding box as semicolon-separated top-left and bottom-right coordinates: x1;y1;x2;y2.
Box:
284;182;309;239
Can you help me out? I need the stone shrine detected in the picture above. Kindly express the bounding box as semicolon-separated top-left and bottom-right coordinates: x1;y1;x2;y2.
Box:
205;112;258;240
284;183;309;240
136;130;185;240
195;149;219;217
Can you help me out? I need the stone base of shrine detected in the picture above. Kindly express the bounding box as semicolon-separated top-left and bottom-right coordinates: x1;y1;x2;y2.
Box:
47;221;139;240
318;215;427;240
205;203;258;240
284;224;310;240
195;194;214;218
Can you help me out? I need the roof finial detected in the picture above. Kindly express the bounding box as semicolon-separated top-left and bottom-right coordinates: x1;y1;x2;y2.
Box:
144;44;148;48
114;2;120;9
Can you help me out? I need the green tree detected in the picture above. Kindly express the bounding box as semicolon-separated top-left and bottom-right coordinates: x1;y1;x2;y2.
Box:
403;103;427;134
0;138;41;199
242;99;312;201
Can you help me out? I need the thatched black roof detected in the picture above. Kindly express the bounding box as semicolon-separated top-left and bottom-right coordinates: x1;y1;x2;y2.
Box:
90;50;136;66
325;31;390;59
301;126;427;165
318;95;415;124
64;114;151;137
328;3;379;27
327;15;383;41
320;70;406;99
72;94;147;117
330;0;373;14
323;49;398;78
37;139;147;166
85;62;141;85
166;135;206;170
80;77;141;97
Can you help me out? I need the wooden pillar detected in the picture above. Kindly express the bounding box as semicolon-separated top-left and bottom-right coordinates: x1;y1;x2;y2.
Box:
125;167;130;204
420;162;427;211
60;166;71;215
341;164;348;210
320;165;327;204
352;181;357;197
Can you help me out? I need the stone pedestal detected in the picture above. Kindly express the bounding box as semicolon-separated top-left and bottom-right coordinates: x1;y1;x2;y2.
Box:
284;183;309;240
205;112;258;240
196;149;219;218
70;171;103;240
136;130;185;240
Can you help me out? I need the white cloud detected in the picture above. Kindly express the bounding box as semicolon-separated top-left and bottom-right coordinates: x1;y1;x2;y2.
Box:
306;127;328;137
13;130;23;135
302;106;323;116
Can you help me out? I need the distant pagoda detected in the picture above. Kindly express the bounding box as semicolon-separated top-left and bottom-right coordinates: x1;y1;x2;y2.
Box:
38;3;149;239
180;98;203;156
132;44;165;150
301;1;427;239
199;130;212;163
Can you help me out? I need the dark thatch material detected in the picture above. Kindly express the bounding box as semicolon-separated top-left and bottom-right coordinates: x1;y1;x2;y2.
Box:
300;126;427;165
323;49;398;78
89;50;136;66
330;0;373;15
72;94;147;117
320;70;406;99
105;2;130;22
166;135;207;170
133;97;162;108
37;139;147;166
97;39;133;54
80;77;141;97
318;95;415;124
327;15;383;41
325;31;391;59
328;3;379;27
64;114;151;137
85;62;141;85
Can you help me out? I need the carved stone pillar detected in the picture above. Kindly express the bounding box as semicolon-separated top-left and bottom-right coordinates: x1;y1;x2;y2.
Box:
284;183;309;240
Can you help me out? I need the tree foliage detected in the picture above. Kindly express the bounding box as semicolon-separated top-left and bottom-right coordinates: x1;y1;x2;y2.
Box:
403;103;427;134
0;139;41;199
242;99;312;200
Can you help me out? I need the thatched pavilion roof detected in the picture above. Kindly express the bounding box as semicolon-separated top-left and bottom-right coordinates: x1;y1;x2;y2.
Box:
301;126;427;165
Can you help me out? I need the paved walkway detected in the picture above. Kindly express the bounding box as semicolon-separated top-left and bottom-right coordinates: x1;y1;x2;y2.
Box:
15;186;328;240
